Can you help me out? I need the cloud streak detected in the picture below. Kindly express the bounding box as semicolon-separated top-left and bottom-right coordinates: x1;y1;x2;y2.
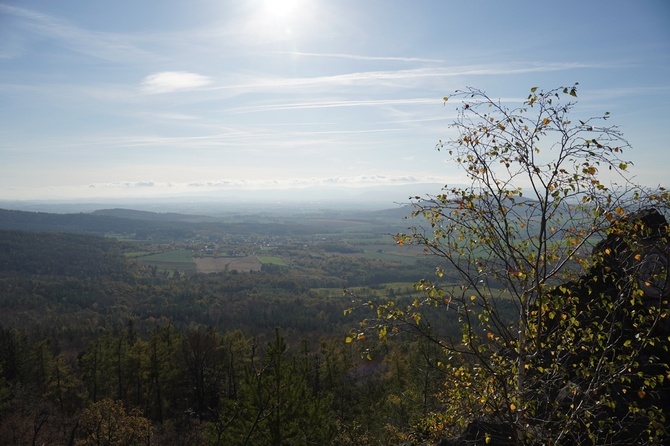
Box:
0;4;151;63
275;51;444;63
206;62;607;98
90;175;445;191
141;71;213;94
225;98;440;114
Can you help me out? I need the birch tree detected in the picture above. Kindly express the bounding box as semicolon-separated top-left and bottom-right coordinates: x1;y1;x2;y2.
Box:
362;85;670;444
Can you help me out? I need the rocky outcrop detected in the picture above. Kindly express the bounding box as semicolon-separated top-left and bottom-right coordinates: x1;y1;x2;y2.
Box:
436;419;515;445
435;208;670;445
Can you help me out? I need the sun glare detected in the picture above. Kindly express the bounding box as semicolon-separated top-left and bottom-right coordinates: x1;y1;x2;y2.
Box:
264;0;301;19
225;0;318;44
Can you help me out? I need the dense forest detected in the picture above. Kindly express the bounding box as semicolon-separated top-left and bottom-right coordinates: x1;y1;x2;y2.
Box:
0;209;461;445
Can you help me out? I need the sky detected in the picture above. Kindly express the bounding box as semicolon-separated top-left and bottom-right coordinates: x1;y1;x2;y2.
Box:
1;0;669;202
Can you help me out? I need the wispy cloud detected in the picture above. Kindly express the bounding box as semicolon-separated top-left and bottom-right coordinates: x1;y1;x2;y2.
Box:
140;71;213;94
4;123;414;154
143;112;200;121
273;51;444;64
208;62;605;97
88;181;159;189
0;174;451;200
0;4;151;63
95;175;445;191
226;98;439;114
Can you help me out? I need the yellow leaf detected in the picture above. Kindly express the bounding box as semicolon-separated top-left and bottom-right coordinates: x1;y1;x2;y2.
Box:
510;403;516;411
542;118;550;125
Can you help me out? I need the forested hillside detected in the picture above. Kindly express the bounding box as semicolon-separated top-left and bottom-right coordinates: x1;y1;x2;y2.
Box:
0;208;161;235
0;231;130;277
0;210;459;445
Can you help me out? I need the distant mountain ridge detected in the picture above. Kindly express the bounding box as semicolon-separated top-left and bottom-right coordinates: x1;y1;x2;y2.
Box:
91;208;215;223
0;208;188;236
0;202;420;242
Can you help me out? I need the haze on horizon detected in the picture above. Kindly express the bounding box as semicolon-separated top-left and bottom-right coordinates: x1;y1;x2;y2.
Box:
1;0;669;202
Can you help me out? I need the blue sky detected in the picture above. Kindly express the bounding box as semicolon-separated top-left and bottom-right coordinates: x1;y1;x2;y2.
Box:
1;0;669;201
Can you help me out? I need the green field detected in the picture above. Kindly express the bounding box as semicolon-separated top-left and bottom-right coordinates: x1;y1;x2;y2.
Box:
139;249;194;262
136;249;196;272
256;255;286;265
124;251;154;258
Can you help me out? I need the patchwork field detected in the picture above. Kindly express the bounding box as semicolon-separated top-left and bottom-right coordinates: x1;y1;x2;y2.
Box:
194;255;262;273
256;255;285;265
136;249;196;273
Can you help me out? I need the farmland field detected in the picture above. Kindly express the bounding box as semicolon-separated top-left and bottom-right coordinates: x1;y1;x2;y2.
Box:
256;255;285;265
139;249;194;262
136;249;196;272
194;255;262;273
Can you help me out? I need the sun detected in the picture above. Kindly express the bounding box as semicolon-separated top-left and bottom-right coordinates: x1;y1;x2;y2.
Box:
240;0;314;43
264;0;301;19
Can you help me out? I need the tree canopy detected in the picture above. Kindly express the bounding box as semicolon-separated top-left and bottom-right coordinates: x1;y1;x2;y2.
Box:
359;85;670;445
